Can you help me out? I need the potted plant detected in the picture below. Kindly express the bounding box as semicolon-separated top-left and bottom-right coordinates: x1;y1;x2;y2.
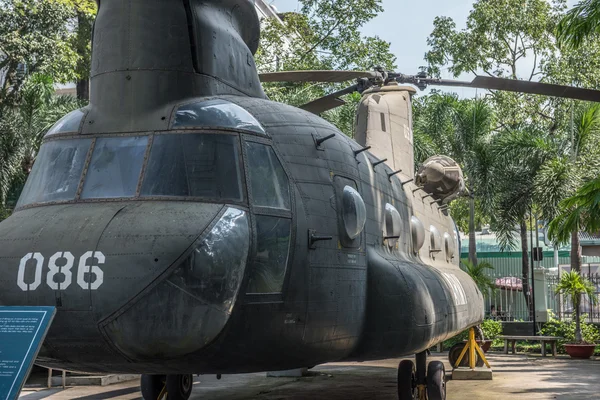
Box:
554;271;597;359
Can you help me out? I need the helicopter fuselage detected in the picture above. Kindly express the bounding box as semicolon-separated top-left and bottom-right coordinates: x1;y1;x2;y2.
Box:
0;94;482;374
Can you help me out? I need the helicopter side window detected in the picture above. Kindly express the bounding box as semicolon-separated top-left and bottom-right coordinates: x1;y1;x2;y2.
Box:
246;215;291;294
333;177;366;248
245;142;290;210
81;136;148;199
141;134;243;201
17;139;92;207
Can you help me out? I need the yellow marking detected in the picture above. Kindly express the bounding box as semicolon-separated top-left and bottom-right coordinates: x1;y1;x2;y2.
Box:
417;384;427;399
158;385;167;400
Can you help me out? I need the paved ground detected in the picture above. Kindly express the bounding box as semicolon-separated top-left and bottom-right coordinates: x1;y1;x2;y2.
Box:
18;353;600;400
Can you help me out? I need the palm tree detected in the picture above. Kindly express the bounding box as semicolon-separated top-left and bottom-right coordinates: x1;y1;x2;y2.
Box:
548;176;600;246
557;0;600;49
0;74;82;218
554;271;597;343
413;93;496;266
460;260;496;295
536;104;600;272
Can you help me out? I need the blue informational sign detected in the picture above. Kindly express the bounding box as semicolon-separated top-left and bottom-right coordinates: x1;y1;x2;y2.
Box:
0;306;56;400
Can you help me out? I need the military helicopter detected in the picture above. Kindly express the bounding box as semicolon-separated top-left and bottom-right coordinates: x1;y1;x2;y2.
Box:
1;1;600;399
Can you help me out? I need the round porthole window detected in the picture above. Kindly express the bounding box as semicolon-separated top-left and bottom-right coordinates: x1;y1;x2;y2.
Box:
410;216;425;254
444;232;455;262
342;186;366;240
430;225;442;251
384;203;401;248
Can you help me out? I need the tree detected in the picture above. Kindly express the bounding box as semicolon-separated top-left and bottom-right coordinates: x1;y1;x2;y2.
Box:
256;0;396;137
424;0;600;313
0;0;79;108
548;176;600;248
412;93;496;266
554;271;597;343
55;0;97;101
534;104;600;272
557;0;600;49
0;74;81;218
461;260;497;296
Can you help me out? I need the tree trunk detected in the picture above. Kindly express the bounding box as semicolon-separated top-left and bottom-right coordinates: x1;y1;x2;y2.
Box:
574;295;583;343
520;219;532;318
571;230;581;272
75;11;91;102
468;195;477;266
76;79;89;102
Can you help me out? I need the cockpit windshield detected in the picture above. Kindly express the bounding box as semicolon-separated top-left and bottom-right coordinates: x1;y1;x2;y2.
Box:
17;139;92;207
141;134;243;201
16;133;245;208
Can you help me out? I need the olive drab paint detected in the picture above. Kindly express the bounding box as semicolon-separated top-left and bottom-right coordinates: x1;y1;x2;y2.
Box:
0;0;483;375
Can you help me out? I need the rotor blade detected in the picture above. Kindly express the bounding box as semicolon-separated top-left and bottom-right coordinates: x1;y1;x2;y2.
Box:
259;70;379;83
433;76;600;102
299;84;358;114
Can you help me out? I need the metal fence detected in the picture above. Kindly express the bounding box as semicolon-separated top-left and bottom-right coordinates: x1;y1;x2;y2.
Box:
481;269;600;322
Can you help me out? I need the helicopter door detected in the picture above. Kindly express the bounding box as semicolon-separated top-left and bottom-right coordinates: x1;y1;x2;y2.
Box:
243;139;293;298
302;175;367;355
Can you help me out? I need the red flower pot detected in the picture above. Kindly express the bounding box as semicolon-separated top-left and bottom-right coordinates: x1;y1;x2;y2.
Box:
564;344;596;359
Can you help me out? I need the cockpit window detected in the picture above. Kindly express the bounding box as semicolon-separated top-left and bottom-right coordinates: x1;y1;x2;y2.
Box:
81;136;148;199
245;142;290;209
172;99;266;135
141;134;244;201
17;139;92;207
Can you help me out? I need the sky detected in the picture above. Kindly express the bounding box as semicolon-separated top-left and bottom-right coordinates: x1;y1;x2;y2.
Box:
269;0;578;98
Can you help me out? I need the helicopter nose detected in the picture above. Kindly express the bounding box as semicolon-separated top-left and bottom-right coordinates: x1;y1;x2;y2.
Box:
101;206;250;361
0;202;249;364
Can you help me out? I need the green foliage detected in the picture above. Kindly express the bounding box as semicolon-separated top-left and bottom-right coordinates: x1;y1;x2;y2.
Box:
548;176;600;245
0;0;81;107
443;319;502;348
0;74;82;209
256;0;396;137
540;313;600;347
552;271;597;343
480;318;503;340
460;260;497;295
554;271;597;307
556;0;600;49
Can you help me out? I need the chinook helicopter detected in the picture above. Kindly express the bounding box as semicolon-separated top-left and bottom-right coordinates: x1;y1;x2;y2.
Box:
2;1;600;399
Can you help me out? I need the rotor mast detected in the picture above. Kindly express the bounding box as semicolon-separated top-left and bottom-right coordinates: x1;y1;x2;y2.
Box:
85;0;264;134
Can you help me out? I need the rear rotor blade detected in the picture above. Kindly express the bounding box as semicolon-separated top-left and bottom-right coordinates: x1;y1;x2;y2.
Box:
431;76;600;102
299;84;358;114
259;70;379;83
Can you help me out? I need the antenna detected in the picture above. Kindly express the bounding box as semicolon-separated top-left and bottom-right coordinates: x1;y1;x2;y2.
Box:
372;158;388;168
354;146;371;156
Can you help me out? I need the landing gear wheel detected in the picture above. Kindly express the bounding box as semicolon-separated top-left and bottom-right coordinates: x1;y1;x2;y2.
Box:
448;343;484;368
426;361;446;400
166;374;194;400
140;374;166;400
397;359;417;400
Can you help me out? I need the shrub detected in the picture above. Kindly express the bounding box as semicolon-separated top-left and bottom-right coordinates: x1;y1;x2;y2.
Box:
539;313;600;352
443;319;502;348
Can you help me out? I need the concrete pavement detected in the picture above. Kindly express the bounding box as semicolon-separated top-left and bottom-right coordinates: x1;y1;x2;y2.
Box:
18;353;600;399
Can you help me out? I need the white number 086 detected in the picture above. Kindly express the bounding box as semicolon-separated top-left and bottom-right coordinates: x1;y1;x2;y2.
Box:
17;251;105;291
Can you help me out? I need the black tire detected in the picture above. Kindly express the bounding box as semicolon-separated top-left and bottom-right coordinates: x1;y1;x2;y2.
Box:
397;359;416;400
426;361;446;400
141;374;166;400
166;374;194;400
448;343;484;368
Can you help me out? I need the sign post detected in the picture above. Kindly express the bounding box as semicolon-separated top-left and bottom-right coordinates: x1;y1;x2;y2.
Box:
0;306;56;400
